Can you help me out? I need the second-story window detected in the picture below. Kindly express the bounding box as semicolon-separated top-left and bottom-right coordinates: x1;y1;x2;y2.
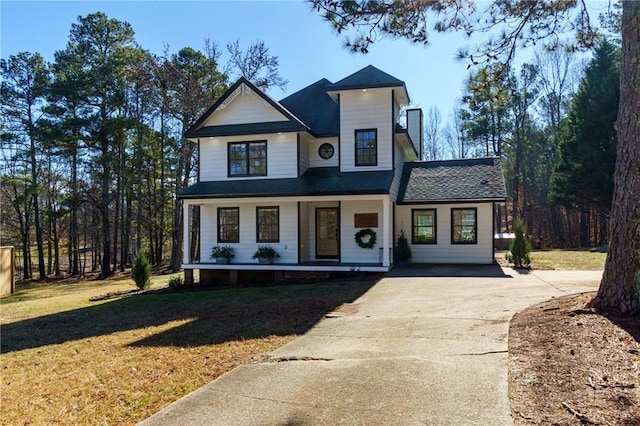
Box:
355;129;377;166
228;141;267;177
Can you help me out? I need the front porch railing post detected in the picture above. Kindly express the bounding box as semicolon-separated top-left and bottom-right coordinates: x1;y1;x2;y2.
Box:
382;197;390;267
182;201;190;265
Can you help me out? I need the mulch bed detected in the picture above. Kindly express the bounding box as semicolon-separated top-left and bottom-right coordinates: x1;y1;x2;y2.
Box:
509;292;640;425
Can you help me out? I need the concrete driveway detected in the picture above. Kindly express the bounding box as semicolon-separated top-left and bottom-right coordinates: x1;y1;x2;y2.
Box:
140;266;601;426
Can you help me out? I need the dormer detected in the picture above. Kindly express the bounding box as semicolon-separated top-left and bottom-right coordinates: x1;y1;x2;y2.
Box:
325;65;413;172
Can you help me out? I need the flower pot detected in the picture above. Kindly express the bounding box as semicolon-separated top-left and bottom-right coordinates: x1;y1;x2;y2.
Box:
396;259;410;267
257;257;272;264
216;257;229;264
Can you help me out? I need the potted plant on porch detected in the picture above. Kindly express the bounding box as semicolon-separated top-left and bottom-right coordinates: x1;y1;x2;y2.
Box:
252;245;280;264
210;245;235;264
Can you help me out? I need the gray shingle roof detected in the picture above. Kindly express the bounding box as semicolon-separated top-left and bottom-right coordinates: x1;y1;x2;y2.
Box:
398;158;507;204
178;167;394;199
326;65;406;92
279;79;339;137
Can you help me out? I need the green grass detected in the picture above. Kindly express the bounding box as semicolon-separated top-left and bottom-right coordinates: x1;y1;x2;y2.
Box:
530;248;607;270
1;275;376;425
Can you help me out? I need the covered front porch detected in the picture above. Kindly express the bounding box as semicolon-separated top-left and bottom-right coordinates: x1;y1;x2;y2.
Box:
181;194;394;285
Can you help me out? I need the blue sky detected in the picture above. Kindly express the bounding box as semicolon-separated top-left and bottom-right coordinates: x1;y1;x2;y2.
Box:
1;1;609;124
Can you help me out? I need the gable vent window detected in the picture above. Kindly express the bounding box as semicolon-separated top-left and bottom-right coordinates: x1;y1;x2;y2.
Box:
355;129;377;166
228;141;267;177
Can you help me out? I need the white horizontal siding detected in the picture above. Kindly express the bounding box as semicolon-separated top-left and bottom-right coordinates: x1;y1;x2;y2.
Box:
339;89;393;172
199;133;298;181
309;137;339;168
199;201;298;264
298;134;309;174
389;142;405;201
340;200;385;264
203;87;286;127
395;203;495;264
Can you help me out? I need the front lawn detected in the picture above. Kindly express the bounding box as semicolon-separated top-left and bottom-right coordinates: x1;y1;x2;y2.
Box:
530;248;607;270
498;248;607;270
0;275;375;425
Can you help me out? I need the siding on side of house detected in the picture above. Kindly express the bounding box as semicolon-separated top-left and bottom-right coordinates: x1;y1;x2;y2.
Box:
200;201;298;264
395;202;495;264
199;132;298;181
389;142;405;202
298;133;310;175
339;89;393;172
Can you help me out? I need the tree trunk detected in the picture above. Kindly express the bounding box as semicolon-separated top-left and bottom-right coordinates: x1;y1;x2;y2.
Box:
31;167;46;281
590;1;640;315
170;134;188;272
70;147;80;276
21;233;30;281
579;209;589;248
100;141;112;279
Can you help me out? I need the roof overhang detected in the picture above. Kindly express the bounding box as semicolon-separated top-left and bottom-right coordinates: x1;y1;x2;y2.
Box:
187;121;308;139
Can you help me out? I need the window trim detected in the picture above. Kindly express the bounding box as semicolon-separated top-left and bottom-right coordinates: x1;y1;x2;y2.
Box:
227;140;267;177
451;207;478;245
256;206;280;243
217;207;240;243
411;208;437;244
354;128;378;167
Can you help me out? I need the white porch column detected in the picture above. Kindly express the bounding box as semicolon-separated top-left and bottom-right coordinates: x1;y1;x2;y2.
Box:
382;197;390;267
182;201;190;265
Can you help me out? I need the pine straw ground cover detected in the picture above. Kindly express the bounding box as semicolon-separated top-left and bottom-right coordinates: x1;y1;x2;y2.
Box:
509;292;640;425
0;275;376;425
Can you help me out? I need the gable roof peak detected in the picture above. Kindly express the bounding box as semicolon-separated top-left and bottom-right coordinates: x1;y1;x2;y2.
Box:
184;76;310;138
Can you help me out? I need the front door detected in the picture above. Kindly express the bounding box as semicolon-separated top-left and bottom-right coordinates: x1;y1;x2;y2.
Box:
316;208;339;259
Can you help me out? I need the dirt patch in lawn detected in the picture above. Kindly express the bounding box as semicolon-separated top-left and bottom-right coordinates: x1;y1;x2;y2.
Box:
509;292;640;425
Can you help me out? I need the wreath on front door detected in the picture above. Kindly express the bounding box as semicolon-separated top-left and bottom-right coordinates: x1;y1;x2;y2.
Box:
354;228;377;249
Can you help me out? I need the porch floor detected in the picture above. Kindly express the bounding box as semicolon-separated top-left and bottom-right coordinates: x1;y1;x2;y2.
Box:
182;262;390;273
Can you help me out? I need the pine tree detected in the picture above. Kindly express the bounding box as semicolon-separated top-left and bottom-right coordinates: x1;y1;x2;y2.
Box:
132;252;151;290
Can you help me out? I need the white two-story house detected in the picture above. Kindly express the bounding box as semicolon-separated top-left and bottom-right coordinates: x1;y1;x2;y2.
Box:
179;65;506;285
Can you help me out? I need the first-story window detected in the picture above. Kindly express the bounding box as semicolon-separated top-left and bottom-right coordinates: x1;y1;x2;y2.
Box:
451;208;477;244
228;141;267;177
355;129;377;166
256;206;279;242
412;209;437;244
218;207;239;243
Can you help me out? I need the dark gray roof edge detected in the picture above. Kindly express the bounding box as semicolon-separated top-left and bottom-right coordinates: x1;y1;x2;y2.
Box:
178;189;391;200
405;156;501;168
188;121;307;138
396;197;506;205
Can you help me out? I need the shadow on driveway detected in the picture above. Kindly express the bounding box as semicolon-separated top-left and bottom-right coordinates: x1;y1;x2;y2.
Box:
386;263;513;278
